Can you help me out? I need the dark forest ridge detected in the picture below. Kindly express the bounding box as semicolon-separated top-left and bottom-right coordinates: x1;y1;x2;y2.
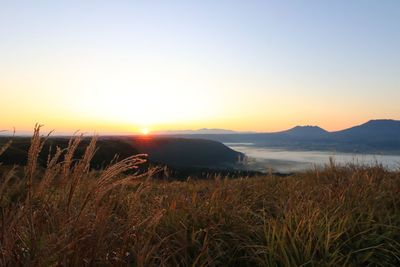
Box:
0;135;243;171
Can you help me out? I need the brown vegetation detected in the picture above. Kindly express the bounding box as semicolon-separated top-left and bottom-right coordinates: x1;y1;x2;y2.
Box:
0;126;399;266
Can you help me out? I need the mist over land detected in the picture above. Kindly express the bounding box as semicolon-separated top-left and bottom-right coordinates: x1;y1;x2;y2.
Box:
3;119;399;175
168;119;400;155
144;119;400;173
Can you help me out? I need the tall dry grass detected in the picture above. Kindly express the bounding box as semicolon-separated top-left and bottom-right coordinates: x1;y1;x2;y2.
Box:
0;126;400;266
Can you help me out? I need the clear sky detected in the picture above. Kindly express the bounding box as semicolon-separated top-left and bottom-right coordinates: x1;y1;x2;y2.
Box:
1;0;399;134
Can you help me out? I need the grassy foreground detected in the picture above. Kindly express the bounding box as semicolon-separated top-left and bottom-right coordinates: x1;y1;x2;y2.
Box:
1;126;400;266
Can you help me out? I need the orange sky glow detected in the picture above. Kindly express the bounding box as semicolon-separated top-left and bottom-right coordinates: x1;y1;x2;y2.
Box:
1;1;399;135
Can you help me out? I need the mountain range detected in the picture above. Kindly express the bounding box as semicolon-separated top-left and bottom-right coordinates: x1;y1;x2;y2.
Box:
171;119;400;154
155;119;400;137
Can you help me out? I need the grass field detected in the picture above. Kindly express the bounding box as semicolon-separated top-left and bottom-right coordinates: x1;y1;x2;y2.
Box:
1;126;400;266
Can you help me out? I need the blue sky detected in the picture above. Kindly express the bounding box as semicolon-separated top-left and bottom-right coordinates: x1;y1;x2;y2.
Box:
1;1;399;133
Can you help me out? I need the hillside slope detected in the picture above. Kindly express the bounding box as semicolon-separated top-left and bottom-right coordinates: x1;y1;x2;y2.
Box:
0;136;242;169
122;136;242;167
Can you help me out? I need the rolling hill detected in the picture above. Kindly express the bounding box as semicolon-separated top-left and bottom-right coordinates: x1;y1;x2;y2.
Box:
0;136;243;169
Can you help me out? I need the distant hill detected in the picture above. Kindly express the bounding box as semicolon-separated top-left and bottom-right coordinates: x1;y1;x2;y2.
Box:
175;119;400;154
280;125;328;138
0;137;140;168
151;128;254;135
326;119;400;152
122;136;242;167
333;119;400;139
0;136;243;169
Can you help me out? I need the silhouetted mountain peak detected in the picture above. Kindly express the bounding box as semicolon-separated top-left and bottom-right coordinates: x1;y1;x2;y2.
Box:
363;119;400;127
291;125;326;131
197;128;237;134
335;119;400;139
282;125;328;136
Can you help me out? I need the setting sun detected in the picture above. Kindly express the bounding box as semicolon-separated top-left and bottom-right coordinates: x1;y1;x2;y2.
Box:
141;128;149;135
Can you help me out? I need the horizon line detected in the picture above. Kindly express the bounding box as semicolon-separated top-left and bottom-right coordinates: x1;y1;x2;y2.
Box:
1;118;398;137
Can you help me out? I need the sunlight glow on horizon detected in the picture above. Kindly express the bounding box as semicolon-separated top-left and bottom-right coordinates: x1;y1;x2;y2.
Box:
141;128;149;135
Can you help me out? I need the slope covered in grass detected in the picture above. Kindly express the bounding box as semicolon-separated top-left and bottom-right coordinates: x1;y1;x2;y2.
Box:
1;127;399;266
0;135;242;169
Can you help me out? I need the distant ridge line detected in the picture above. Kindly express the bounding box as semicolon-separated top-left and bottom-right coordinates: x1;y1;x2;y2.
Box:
151;119;400;135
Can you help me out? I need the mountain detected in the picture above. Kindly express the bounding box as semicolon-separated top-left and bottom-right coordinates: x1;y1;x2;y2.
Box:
325;119;400;152
279;125;328;138
174;119;400;154
333;119;400;139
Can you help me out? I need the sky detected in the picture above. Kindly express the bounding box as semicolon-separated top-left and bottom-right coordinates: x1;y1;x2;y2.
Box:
1;0;399;134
